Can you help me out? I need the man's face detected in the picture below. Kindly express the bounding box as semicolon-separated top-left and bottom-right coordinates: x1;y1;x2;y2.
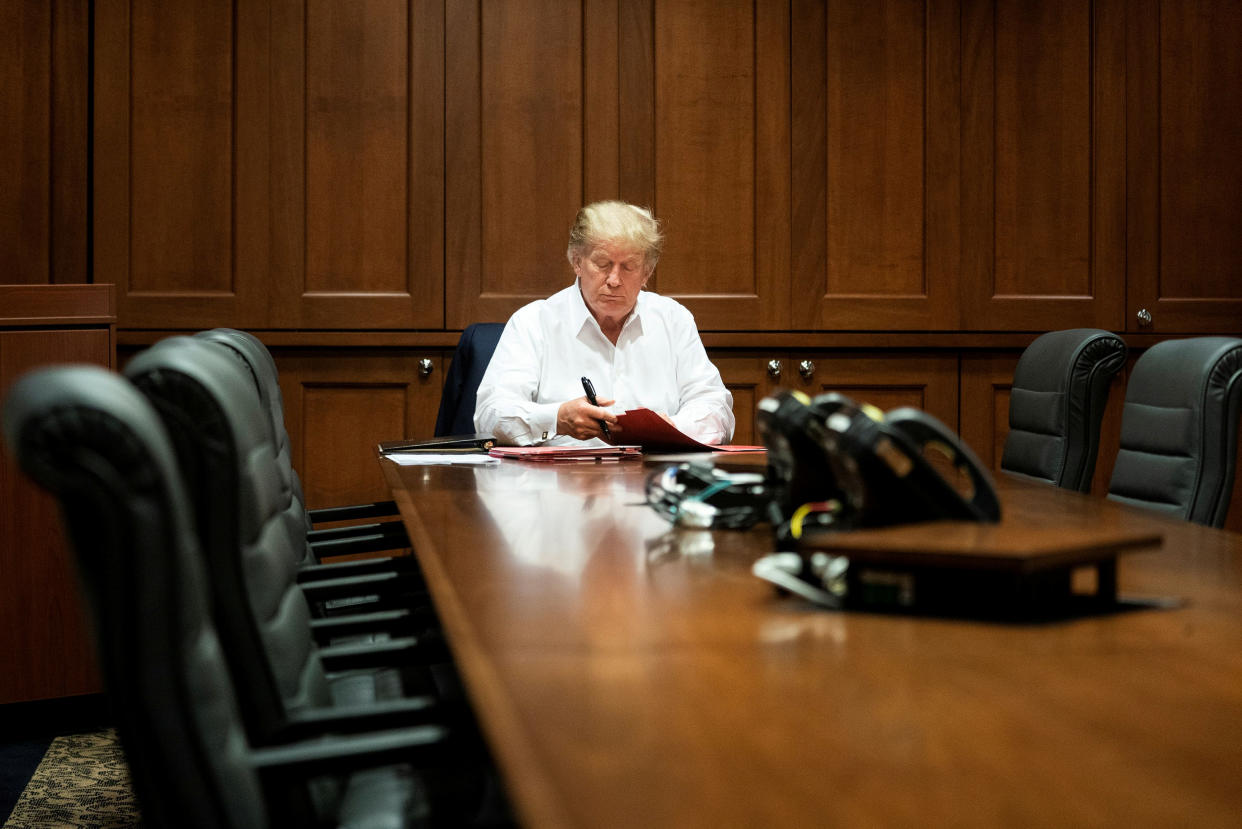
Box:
574;241;649;325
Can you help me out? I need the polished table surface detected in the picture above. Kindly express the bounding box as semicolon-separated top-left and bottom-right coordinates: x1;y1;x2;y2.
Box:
381;456;1242;828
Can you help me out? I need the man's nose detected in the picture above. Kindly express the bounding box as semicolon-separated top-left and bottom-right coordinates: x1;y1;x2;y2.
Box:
605;267;622;284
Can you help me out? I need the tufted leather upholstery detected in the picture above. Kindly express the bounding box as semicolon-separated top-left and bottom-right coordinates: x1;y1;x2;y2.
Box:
1001;329;1126;492
2;366;269;829
125;339;338;729
193;327;410;561
1107;337;1242;527
3;366;456;827
434;323;505;437
124;339;444;737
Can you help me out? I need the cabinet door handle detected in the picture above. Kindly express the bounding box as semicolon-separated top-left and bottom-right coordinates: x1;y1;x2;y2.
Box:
1136;308;1152;327
798;359;815;380
418;358;434;378
766;359;782;379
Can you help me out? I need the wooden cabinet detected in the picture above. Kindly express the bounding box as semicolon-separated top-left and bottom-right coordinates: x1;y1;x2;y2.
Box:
94;0;445;331
0;284;114;703
714;350;958;445
1126;0;1242;333
790;0;960;331
91;0;1242;338
960;0;1126;331
274;349;445;509
1;0;89;286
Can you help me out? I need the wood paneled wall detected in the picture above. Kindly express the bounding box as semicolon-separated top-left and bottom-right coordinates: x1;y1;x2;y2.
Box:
80;0;1242;334
5;0;1242;528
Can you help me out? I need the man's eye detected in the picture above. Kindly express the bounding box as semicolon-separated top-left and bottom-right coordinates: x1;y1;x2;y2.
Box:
593;260;611;271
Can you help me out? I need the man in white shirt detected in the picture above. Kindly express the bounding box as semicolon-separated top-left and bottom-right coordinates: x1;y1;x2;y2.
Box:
474;200;735;446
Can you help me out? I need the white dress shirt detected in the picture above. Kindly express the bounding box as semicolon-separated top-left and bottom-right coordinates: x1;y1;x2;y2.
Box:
474;281;735;446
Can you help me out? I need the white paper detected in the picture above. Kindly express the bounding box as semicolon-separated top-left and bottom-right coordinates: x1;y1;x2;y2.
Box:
383;452;500;466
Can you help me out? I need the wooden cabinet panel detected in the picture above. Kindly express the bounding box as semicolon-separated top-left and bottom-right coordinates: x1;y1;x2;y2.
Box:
712;350;959;444
274;351;444;509
645;0;790;330
713;355;780;446
1127;0;1242;333
270;0;444;329
1;0;50;284
95;0;265;328
791;0;959;330
803;352;959;431
96;0;444;330
445;0;602;328
1;0;89;285
961;0;1125;330
1;284;114;703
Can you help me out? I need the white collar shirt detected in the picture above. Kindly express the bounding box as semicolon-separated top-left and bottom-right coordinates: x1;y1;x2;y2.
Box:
474;280;735;446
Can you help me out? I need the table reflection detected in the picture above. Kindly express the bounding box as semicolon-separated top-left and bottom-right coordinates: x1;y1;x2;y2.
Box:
471;462;669;578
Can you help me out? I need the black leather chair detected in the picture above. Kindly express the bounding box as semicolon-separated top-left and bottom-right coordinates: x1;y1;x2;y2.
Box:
1107;337;1242;527
193;327;410;558
434;323;505;437
1001;328;1126;492
123;338;452;741
1;366;452;829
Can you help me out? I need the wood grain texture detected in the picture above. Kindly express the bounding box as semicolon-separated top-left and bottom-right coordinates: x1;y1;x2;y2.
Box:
445;0;591;328
792;0;960;330
383;456;1242;827
275;350;444;509
94;0;268;328
1;288;115;702
270;0;444;329
646;0;790;330
51;0;90;285
962;0;1125;330
1125;0;1242;332
0;0;50;284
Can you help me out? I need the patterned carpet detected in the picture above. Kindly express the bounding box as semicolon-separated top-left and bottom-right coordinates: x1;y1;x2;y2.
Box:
3;730;141;828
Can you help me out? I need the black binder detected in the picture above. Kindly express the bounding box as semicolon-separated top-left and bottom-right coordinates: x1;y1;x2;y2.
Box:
377;433;495;454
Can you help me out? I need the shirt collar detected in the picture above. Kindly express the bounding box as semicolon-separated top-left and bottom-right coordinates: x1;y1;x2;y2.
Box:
572;279;647;341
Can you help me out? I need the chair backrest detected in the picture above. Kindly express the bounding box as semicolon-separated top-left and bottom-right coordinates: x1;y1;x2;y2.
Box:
124;338;333;741
1001;328;1126;492
434;323;505;436
1107;336;1242;527
1;366;268;829
194;328;317;548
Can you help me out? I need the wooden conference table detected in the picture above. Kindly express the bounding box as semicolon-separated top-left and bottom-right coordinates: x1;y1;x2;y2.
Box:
380;453;1242;827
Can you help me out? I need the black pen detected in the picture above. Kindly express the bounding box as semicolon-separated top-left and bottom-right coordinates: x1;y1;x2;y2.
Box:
580;376;611;438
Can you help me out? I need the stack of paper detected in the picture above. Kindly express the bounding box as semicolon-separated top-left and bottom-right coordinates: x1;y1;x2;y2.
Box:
488;445;643;462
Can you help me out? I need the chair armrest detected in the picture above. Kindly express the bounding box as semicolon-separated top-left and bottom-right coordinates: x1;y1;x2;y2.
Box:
318;634;449;672
298;571;428;605
274;696;444;743
297;556;420;583
307;520;408;545
310;532;410;559
308;608;439;643
251;723;454;779
309;501;400;525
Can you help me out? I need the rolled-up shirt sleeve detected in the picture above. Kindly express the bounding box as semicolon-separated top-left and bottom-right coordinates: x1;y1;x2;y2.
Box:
473;310;559;446
668;306;735;445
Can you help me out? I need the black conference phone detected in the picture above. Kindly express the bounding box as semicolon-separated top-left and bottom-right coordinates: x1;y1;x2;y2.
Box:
752;389;1002;611
756;389;1000;541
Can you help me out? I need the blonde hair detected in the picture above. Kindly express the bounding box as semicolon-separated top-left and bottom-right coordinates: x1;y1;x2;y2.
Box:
566;201;663;274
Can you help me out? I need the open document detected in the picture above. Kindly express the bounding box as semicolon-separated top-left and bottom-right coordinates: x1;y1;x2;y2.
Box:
612;408;764;453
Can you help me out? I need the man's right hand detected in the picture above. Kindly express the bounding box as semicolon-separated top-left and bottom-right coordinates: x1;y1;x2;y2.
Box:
556;396;620;441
